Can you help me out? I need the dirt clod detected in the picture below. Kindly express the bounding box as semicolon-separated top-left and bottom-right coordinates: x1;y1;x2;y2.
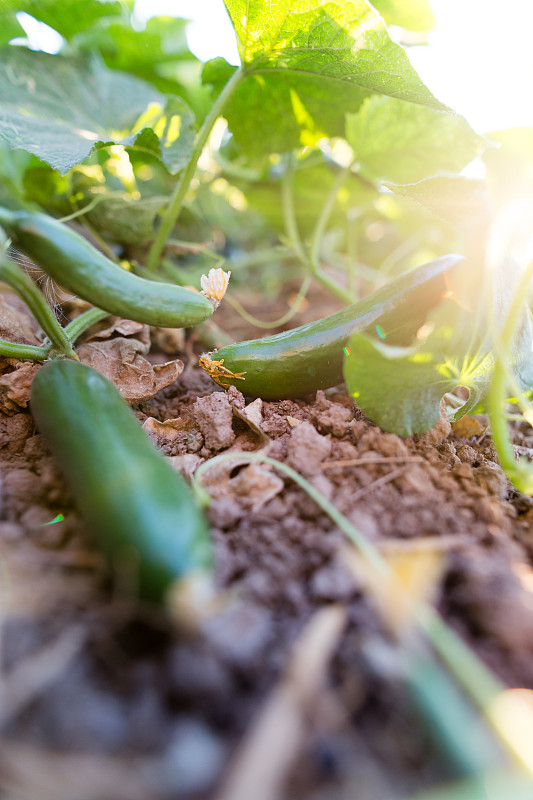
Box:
192;391;235;451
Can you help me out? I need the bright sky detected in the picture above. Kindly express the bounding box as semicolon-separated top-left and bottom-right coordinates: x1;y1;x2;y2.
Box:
17;0;533;136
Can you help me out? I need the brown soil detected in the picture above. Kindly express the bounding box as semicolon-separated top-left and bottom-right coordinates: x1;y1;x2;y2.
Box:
1;291;533;800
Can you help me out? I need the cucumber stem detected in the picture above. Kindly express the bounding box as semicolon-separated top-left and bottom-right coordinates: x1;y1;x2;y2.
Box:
147;66;245;272
224;273;312;330
487;256;533;494
281;154;307;264
0;338;50;360
309;164;351;281
281;155;353;303
0;252;76;358
64;307;109;346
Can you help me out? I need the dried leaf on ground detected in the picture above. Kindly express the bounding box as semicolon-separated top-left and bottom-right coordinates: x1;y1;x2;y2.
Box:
76;338;182;403
0;294;41;345
85;317;148;345
0;362;41;414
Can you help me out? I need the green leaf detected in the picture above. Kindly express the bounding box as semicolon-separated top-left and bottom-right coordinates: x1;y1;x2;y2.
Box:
385;175;493;231
0;48;196;175
346;96;485;184
80;195;167;245
0;0;124;42
344;286;533;437
0;11;25;46
73;15;212;118
370;0;436;32
211;0;445;156
344;300;494;436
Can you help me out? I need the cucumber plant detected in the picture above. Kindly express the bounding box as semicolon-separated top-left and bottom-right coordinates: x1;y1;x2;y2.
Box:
0;0;531;498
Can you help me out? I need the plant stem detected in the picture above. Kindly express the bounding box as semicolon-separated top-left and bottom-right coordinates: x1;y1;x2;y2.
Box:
0;338;49;360
309;164;351;276
64;308;109;345
281;155;307;264
314;268;353;303
147;66;245;272
0;252;76;358
281;156;353;303
225;273;312;330
487;257;533;493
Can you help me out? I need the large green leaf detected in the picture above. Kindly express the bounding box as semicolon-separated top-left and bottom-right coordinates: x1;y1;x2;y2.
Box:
386;175;492;232
0;0;124;42
371;0;436;32
344;300;494;436
0;11;25;46
346;96;485;184
75;16;211;121
0;48;196;175
210;0;446;156
344;284;533;437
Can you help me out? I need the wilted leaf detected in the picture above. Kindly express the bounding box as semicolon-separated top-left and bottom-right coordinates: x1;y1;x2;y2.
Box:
0;361;41;413
76;338;183;403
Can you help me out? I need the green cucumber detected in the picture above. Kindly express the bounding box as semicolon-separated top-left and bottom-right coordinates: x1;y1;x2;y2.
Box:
30;360;211;601
202;254;463;399
0;208;213;328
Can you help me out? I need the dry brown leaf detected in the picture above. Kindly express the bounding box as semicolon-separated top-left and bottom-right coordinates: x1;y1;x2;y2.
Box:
0;293;41;345
0;362;41;414
78;316;150;350
142;416;189;443
76;338;183;403
166;453;203;480
286;415;302;427
91;317;147;340
452;415;487;438
232;398;270;447
151;326;186;354
226;463;284;511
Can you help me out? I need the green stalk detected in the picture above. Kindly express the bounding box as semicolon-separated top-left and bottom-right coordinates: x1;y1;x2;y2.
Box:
281;154;307;264
0;252;76;358
0;338;49;360
147;66;245;272
64;308;109;346
281;156;353;303
225;273;312;330
309;164;351;278
309;164;354;303
487;257;533;493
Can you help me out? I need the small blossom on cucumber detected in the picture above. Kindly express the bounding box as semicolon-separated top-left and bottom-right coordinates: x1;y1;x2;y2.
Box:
200;268;231;309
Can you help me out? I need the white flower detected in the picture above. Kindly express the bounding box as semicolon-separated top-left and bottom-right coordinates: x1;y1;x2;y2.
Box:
200;268;231;309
